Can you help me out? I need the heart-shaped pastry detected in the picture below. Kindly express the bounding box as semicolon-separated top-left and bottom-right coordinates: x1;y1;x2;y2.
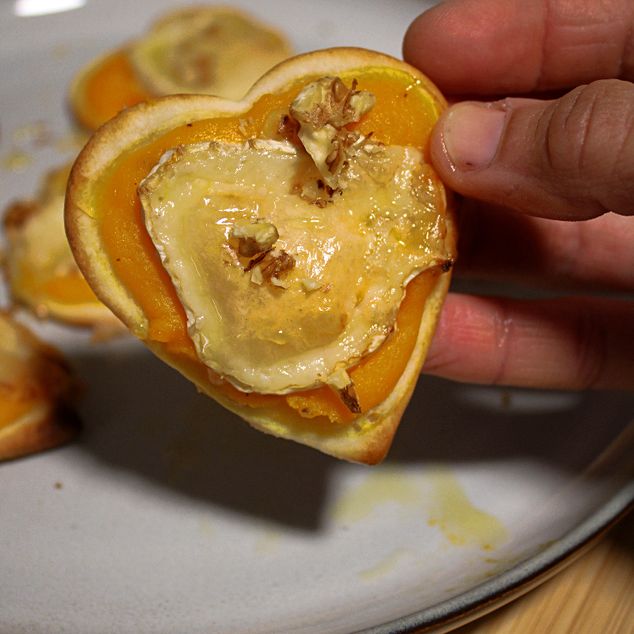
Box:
66;48;457;463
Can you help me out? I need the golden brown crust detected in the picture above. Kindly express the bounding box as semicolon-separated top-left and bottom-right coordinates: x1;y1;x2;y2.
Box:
155;270;453;465
66;48;456;464
0;404;80;462
0;312;80;461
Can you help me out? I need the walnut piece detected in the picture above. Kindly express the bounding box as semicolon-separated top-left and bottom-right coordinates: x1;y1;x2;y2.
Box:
338;383;362;414
289;77;375;190
290;77;375;130
231;220;279;257
248;249;295;289
259;250;295;281
300;278;323;293
293;178;338;208
327;368;361;413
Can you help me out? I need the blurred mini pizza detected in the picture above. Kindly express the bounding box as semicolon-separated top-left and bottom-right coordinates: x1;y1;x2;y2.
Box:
0;312;80;461
69;6;293;130
2;163;122;333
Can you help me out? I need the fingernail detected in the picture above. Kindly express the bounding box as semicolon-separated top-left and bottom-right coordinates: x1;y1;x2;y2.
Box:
442;103;506;170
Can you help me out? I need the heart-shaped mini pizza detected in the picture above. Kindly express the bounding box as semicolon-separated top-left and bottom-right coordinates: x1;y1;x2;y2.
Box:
65;48;457;463
3;164;122;332
69;6;292;130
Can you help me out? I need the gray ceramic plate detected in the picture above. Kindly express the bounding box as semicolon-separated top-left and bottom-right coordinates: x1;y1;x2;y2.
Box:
1;1;632;632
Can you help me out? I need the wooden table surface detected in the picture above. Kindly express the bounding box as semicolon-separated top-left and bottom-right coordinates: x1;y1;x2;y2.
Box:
451;510;634;634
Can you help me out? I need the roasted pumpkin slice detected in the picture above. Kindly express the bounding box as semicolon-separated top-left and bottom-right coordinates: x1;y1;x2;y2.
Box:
2;164;122;332
69;6;292;131
0;312;80;461
65;48;457;463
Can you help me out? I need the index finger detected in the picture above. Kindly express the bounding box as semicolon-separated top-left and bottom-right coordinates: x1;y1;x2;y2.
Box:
403;0;634;95
423;293;634;391
455;202;634;294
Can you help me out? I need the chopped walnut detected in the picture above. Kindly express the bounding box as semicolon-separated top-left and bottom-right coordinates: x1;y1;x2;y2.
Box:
291;77;375;130
231;221;279;257
260;249;295;281
289;77;376;190
249;249;295;288
327;368;361;413
301;279;322;293
270;276;289;289
338;383;362;414
277;114;300;144
238;118;250;137
294;178;339;208
250;265;264;286
323;131;369;183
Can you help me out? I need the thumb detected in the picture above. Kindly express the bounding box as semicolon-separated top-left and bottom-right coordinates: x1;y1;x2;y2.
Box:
431;79;634;220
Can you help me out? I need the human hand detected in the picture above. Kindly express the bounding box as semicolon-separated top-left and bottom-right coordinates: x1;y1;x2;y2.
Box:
403;0;634;390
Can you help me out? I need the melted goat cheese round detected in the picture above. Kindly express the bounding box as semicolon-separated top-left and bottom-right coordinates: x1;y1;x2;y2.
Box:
139;139;449;394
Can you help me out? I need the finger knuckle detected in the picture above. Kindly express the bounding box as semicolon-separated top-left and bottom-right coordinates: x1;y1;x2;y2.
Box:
490;299;513;386
540;80;634;212
571;307;607;390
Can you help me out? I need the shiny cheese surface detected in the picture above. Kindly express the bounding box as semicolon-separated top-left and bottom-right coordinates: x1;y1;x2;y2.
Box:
140;139;450;394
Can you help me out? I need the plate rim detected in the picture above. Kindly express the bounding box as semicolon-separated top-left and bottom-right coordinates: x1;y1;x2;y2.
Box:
363;481;634;633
